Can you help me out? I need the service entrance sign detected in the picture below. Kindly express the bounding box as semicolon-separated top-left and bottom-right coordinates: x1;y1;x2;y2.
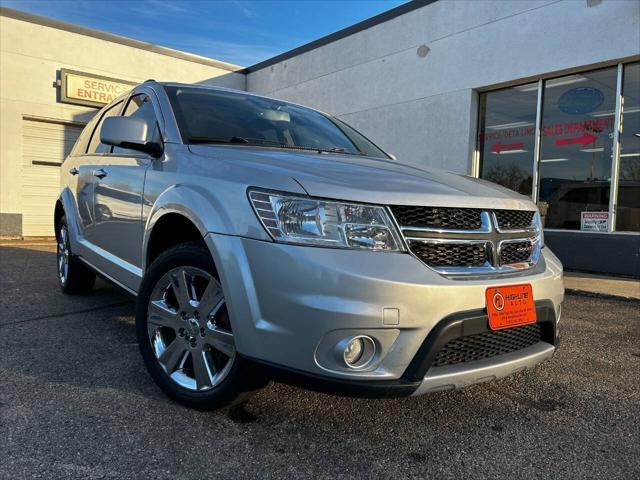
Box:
60;69;135;108
581;211;609;232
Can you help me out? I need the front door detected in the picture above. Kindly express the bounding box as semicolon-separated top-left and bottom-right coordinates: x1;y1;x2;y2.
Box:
73;100;124;242
84;93;159;273
89;155;148;268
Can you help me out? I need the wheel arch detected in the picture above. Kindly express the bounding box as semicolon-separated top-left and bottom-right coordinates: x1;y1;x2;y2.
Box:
143;184;244;271
54;199;65;241
144;211;209;269
54;188;82;250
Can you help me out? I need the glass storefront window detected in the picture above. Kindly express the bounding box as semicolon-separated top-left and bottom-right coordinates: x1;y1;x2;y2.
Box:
477;63;638;234
537;67;618;230
477;83;538;196
617;62;640;232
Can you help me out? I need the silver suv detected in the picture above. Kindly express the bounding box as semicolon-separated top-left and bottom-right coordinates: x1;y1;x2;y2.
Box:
56;82;564;409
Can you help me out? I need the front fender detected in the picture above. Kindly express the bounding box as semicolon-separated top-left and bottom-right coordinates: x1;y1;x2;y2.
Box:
142;184;272;271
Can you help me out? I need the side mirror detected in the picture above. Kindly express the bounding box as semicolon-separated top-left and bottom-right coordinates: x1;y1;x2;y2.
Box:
100;116;163;157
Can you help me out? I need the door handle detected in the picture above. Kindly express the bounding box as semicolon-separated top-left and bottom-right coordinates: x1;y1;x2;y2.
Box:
93;169;107;179
69;167;79;175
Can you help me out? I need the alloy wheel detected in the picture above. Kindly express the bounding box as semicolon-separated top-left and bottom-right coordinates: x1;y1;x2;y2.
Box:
147;266;235;391
57;225;70;285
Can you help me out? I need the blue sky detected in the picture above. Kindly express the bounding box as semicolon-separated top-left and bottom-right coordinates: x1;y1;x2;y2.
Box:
1;0;407;66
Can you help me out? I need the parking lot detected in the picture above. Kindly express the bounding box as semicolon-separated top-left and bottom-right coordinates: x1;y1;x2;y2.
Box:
1;243;639;479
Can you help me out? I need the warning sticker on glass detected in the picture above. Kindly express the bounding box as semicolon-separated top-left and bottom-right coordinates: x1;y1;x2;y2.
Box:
581;212;609;232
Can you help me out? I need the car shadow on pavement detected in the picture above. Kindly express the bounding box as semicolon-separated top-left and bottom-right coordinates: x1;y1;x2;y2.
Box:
0;245;144;393
0;245;132;324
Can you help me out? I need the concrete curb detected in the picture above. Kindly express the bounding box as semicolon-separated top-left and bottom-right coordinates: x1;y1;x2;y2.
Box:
566;289;640;303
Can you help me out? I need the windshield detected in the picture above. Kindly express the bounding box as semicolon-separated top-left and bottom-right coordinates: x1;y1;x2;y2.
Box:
164;85;389;159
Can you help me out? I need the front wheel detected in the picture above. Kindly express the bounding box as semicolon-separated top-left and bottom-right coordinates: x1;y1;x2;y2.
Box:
136;244;264;410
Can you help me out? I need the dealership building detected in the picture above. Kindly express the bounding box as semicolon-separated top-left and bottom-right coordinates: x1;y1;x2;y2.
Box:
1;0;639;277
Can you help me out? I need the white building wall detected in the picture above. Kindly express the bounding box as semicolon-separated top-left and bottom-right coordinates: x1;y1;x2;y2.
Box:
0;12;245;236
247;0;640;173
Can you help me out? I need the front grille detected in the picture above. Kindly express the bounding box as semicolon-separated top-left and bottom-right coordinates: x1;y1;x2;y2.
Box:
409;241;487;267
432;323;542;367
494;210;535;230
500;241;533;265
390;206;536;231
389;206;482;230
390;205;539;274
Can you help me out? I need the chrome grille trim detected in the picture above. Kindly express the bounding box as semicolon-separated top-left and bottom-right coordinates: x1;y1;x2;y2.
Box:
406;239;490;268
388;207;542;277
400;211;493;235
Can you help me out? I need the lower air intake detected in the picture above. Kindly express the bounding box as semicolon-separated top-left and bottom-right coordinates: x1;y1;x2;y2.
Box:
432;323;543;367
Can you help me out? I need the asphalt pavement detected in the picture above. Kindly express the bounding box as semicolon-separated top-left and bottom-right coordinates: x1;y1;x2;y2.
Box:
1;244;639;479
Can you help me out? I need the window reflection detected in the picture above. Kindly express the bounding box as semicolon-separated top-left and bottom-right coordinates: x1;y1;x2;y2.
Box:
537;67;618;230
478;83;538;196
617;62;640;232
478;63;639;233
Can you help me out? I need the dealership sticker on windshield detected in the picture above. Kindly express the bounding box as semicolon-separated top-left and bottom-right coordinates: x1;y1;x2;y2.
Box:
486;284;536;331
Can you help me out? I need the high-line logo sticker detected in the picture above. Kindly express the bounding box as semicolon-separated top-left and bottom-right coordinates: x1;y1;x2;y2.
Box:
486;284;537;330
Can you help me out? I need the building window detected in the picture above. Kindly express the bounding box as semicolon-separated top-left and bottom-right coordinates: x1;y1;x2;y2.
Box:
617;62;640;232
477;82;538;196
477;62;639;233
538;67;618;230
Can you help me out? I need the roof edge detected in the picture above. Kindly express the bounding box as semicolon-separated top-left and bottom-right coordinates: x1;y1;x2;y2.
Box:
0;6;244;72
244;0;438;73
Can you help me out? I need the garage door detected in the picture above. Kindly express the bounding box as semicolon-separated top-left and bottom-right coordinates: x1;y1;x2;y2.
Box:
21;118;84;236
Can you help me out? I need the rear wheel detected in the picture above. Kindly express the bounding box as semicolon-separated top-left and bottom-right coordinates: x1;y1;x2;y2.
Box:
136;244;264;410
57;215;96;294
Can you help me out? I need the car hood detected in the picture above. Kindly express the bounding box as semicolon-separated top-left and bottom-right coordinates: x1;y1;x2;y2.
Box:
188;145;536;210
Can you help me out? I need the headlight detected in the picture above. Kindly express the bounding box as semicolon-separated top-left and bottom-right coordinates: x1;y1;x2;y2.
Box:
533;211;544;247
248;189;404;251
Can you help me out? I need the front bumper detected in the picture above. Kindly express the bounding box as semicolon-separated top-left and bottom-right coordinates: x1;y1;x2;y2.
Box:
414;342;555;395
205;233;564;396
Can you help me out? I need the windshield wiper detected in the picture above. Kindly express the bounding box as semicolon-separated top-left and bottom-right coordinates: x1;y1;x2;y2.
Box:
325;147;365;156
188;136;363;155
189;136;254;144
188;136;295;148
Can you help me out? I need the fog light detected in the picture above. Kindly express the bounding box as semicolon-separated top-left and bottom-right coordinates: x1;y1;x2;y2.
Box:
344;338;364;365
340;335;376;369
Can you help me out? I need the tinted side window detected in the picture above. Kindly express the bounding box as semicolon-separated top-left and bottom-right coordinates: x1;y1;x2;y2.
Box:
69;115;98;157
87;101;123;154
112;94;158;155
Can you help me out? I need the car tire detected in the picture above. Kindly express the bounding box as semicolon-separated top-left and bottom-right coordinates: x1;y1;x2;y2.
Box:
57;215;96;294
136;243;266;410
